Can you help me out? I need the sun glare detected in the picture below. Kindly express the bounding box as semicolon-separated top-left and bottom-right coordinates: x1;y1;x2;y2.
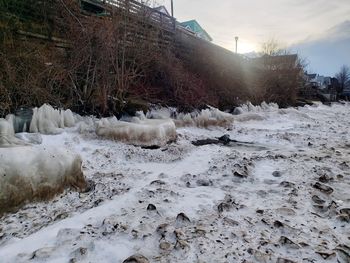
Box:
237;40;257;54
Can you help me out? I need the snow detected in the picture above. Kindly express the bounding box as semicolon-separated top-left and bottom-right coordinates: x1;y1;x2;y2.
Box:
0;102;350;262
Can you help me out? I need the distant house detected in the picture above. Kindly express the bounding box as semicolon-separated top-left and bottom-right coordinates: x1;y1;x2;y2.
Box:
302;72;338;101
180;20;213;42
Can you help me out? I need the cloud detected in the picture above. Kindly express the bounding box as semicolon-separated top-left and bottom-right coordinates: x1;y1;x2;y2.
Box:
291;21;350;76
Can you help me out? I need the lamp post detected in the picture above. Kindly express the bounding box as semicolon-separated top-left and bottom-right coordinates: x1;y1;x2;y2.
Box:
235;36;239;53
171;0;174;17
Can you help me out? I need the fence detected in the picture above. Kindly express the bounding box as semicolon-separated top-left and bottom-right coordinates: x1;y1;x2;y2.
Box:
81;0;176;32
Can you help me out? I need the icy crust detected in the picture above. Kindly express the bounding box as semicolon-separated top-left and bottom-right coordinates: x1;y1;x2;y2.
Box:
29;104;75;135
0;145;86;215
0;102;350;263
96;117;177;147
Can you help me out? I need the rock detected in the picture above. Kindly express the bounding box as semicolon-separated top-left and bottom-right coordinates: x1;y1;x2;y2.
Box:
254;250;270;262
233;171;247;178
218;134;231;145
335;244;350;262
175;240;189;250
257;190;268;198
69;247;88;260
315;251;336;260
272;171;282;177
223;217;239;226
196;179;212;187
233;107;244;115
159;241;172;250
123;254;149;263
30;247;56;260
318;174;333;183
147;204;157;211
278;236;300;249
276;207;296;216
276;258;297;263
156;224;169;237
313;182;334;194
264;179;278;185
176;213;191;224
273;220;284;228
336;213;350;222
339;208;350;216
150;180;166;186
218;202;231;213
312;195;326;205
174;229;186;240
279;181;295;188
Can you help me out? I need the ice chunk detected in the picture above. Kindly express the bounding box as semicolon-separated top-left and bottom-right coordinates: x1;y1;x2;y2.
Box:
29;104;76;134
0;145;86;214
96;118;177;147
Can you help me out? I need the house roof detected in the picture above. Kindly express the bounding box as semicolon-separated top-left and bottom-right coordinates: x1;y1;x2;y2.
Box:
180;20;213;41
307;73;317;79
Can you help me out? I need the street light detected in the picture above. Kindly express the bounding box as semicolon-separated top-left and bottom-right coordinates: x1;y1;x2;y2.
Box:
171;0;174;17
235;36;239;53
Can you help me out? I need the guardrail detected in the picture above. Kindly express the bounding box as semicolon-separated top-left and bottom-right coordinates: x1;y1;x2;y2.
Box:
81;0;176;32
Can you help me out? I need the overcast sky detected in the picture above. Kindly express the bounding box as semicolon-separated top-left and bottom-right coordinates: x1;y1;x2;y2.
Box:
158;0;350;76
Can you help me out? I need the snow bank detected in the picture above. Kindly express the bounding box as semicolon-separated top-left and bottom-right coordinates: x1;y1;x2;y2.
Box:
175;107;234;128
0;146;86;214
29;104;76;135
96;117;177;147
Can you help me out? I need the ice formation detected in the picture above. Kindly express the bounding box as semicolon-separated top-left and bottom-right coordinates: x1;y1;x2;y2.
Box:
175;107;234;128
0;146;86;214
234;102;279;114
29;104;76;134
0;118;27;147
0;117;86;214
96;117;177;147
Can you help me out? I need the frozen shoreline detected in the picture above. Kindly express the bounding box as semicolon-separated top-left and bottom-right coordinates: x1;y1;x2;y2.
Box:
0;103;349;262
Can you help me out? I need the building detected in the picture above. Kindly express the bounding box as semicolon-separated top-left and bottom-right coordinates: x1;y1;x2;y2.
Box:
302;73;339;101
179;20;213;42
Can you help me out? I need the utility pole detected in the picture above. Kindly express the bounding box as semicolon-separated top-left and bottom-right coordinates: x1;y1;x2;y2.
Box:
171;0;174;17
235;36;239;53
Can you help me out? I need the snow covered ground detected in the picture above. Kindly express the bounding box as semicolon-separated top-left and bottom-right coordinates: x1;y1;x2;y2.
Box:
0;103;349;263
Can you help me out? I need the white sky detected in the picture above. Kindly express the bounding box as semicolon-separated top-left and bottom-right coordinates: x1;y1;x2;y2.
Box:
157;0;350;75
159;0;350;51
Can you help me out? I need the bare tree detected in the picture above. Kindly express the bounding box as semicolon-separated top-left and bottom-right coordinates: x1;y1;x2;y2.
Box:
260;38;288;56
336;65;350;94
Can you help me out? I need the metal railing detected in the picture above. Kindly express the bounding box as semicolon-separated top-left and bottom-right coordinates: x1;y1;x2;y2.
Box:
81;0;176;32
